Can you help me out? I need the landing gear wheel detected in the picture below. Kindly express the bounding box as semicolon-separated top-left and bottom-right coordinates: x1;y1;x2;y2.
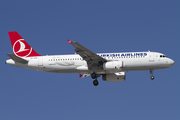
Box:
150;70;155;80
91;72;97;79
151;76;154;80
93;80;99;86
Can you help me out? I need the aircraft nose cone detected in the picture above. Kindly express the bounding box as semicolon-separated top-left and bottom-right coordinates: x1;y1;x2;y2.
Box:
169;59;175;67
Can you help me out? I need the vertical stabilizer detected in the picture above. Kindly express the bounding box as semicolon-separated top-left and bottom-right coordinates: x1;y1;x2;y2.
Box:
8;31;41;57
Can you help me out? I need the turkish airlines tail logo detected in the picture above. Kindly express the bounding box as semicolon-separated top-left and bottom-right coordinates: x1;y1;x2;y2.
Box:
8;32;41;57
16;41;29;53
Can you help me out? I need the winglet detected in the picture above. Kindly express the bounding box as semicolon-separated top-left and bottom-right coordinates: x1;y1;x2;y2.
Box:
79;73;82;78
67;39;73;44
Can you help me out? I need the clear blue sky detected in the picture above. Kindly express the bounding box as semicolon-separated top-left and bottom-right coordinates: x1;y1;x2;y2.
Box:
1;0;179;120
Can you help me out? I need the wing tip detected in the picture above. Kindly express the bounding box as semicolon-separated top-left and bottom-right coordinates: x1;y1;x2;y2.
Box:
67;39;73;44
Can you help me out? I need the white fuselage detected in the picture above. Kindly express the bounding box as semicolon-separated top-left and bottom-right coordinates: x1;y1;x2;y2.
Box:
6;51;174;74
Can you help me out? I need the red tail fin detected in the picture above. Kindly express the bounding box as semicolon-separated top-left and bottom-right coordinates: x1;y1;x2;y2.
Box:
8;31;41;57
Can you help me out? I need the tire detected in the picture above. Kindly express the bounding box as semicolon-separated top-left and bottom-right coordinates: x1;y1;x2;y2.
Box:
93;80;99;86
151;76;154;80
91;72;97;79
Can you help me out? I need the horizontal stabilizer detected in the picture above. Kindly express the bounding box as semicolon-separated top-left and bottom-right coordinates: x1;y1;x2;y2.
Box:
79;73;90;78
82;74;91;78
7;54;28;64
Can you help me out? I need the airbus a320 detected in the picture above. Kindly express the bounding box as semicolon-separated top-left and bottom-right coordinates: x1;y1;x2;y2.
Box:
6;32;175;86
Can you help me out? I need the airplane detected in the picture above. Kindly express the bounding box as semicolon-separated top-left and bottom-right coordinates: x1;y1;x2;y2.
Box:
5;31;175;86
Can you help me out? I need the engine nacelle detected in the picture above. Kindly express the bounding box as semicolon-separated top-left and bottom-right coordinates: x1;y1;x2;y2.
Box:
103;61;123;70
102;72;126;82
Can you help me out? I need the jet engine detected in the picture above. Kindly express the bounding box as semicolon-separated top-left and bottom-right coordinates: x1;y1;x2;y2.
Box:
103;61;123;70
102;72;126;82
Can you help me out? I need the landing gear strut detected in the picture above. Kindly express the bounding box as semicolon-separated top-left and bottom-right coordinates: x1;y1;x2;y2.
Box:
91;72;99;86
150;70;154;80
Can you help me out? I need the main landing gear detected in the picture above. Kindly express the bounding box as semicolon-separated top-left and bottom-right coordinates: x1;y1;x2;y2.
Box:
150;70;154;80
93;80;99;86
91;72;99;86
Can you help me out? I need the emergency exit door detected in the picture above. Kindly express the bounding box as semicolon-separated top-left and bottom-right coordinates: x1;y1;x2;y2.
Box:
38;57;43;66
149;53;154;62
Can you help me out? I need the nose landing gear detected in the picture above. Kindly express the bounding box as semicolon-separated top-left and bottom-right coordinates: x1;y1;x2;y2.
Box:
150;75;154;80
150;70;154;80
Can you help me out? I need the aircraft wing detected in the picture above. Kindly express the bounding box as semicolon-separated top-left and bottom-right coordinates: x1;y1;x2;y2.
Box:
68;40;107;70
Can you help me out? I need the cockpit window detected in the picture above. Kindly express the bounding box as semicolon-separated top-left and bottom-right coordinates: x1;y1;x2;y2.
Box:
160;55;167;58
